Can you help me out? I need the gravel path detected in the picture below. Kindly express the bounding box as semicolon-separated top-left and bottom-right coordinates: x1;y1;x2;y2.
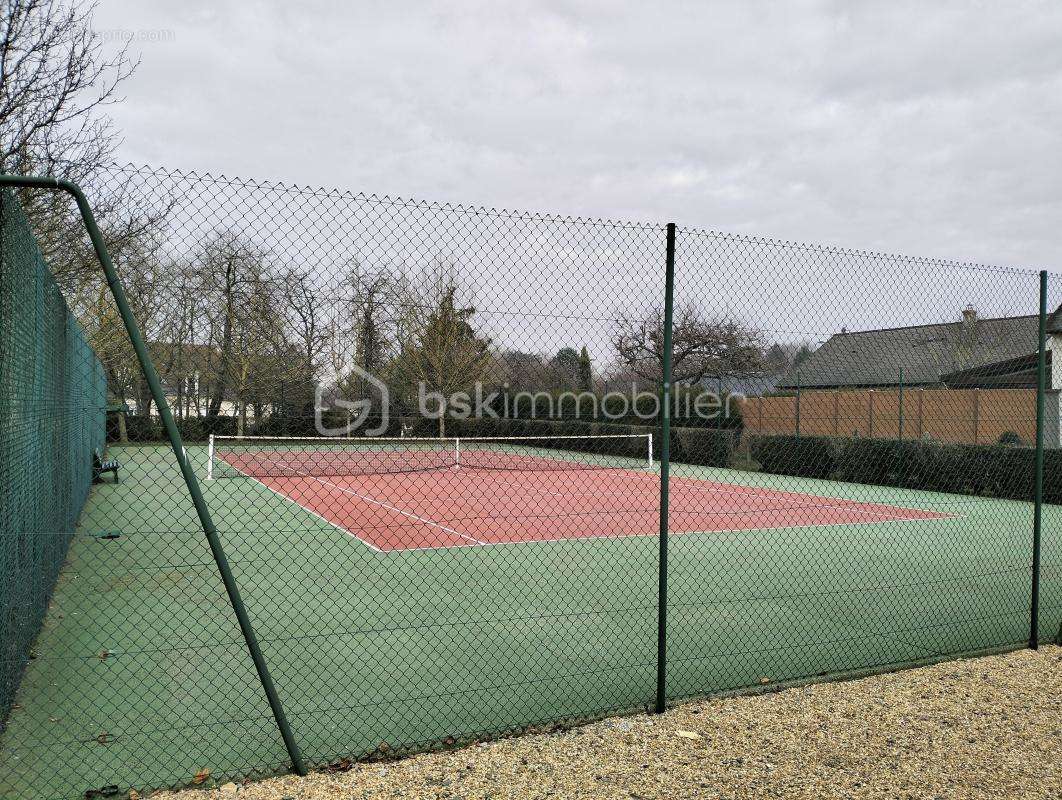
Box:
159;646;1061;800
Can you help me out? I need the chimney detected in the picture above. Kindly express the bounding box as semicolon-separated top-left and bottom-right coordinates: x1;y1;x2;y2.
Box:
962;304;977;327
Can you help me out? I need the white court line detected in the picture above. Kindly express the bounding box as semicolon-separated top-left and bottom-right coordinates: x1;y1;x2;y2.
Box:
249;456;486;548
217;458;382;552
469;471;948;523
221;456;956;554
379;513;958;553
673;483;953;522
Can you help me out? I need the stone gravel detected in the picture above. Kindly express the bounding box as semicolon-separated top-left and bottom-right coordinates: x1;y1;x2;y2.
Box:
156;646;1061;800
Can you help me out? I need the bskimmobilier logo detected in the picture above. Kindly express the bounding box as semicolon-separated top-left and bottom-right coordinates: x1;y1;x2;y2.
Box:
314;365;390;436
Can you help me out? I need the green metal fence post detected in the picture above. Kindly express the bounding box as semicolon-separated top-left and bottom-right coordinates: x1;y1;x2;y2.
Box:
794;371;801;437
0;175;307;774
896;367;905;483
1030;269;1047;650
655;222;676;713
897;367;904;440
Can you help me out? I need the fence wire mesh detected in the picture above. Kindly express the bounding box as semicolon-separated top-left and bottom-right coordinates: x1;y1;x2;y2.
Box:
0;165;1058;799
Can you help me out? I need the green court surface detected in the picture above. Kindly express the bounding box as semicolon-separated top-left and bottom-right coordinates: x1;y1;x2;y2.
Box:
1;444;1058;798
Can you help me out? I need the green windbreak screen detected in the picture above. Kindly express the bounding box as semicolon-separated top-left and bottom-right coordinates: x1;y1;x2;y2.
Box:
0;189;107;724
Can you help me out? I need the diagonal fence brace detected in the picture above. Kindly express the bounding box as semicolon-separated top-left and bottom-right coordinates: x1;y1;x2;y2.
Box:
0;174;307;776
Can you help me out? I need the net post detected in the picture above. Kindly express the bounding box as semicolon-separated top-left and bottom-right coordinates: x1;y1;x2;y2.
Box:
455;437;461;469
207;434;214;480
0;175;307;776
655;222;676;714
1030;269;1047;649
648;432;654;469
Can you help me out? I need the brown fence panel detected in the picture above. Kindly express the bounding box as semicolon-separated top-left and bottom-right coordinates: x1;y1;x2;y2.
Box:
740;387;1036;445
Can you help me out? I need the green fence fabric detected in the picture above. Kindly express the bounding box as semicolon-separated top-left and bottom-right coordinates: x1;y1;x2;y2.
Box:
0;166;1057;800
0;189;107;728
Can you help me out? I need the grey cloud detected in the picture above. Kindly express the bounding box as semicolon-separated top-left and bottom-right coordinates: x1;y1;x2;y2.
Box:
91;0;1062;270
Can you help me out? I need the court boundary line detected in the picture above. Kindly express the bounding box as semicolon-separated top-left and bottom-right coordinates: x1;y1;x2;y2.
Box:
298;473;487;546
374;513;963;553
218;455;961;555
226;454;486;548
477;471;953;523
216;457;384;552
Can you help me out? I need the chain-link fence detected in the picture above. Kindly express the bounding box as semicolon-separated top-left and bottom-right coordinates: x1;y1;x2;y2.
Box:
0;165;1057;799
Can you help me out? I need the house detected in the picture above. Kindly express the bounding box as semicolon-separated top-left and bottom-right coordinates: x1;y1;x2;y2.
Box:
777;305;1062;391
773;304;1062;446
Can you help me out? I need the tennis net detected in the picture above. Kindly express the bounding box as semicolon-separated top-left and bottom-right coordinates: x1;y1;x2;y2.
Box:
207;433;654;479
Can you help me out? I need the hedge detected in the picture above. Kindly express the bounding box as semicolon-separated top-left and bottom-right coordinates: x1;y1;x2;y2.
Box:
451;416;735;468
106;407;741;471
752;434;836;480
671;427;734;468
108;409;1054;505
749;432;1055;504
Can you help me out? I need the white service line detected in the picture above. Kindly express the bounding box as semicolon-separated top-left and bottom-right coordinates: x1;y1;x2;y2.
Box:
474;472;941;522
255;456;486;547
673;482;947;522
219;458;383;552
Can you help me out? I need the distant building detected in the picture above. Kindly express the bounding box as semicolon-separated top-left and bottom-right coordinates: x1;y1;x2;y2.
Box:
774;305;1062;446
778;305;1062;391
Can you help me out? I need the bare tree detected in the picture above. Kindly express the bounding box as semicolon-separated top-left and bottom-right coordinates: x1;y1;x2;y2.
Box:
165;264;203;420
193;230;270;420
313;262;400;431
47;191;175;290
79;220;171;415
349;263;395;376
0;0;136;177
498;349;545;394
0;1;163;313
763;341;815;375
228;272;287;434
612;303;766;385
282;268;327;419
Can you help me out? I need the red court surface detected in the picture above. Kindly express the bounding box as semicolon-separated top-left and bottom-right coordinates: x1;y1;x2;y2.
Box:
220;456;948;552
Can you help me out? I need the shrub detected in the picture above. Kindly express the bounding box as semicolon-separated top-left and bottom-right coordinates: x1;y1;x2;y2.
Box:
176;418;207;442
117;415;162;443
674;427;733;468
753;435;837;479
966;444;1032;500
823;437;1040;501
997;431;1023;446
835;438;898;486
1043;449;1062;504
592;421;644;460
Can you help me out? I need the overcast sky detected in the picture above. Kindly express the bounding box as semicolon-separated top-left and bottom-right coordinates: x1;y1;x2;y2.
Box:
91;0;1062;272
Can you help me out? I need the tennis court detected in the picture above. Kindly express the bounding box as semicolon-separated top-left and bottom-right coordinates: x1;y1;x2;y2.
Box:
211;435;947;551
1;168;1059;800
1;440;1055;798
